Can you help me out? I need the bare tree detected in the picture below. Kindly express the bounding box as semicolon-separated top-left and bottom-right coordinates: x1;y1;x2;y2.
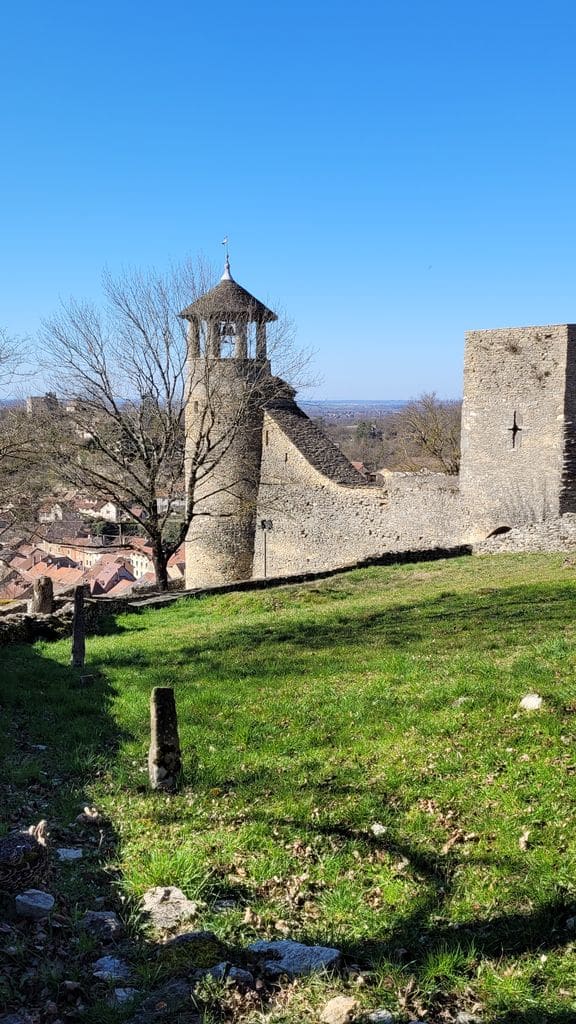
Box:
0;331;42;537
394;392;462;474
38;260;307;590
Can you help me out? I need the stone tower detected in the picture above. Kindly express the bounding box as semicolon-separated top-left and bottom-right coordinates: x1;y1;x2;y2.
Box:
460;324;576;538
180;258;277;588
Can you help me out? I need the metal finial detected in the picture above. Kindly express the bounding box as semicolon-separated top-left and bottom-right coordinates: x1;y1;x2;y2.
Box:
221;237;232;280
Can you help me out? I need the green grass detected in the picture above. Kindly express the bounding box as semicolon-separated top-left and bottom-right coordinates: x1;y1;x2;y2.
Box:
2;552;576;1022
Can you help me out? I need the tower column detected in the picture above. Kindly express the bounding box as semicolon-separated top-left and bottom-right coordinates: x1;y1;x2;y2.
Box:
187;319;200;357
208;317;221;358
256;323;267;359
235;322;248;359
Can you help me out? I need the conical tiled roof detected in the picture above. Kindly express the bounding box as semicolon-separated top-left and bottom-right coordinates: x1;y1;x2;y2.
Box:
179;258;277;323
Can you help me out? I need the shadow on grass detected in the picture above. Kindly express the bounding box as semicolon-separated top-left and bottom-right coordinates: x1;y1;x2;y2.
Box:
101;582;576;704
0;641;130;1016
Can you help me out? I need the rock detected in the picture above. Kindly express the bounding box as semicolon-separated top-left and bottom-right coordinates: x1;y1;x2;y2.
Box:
320;995;358;1024
126;979;194;1023
56;847;83;862
207;962;255;987
158;930;229;970
31;744;47;751
15;889;55;919
76;805;104;825
247;939;341;978
519;693;543;710
0;832;44;868
80;909;124;941
109;987;139;1006
453;696;472;706
93;955;131;981
565;915;576;930
367;1012;395;1024
213;897;237;912
455;1014;481;1024
370;822;387;837
141;886;199;933
0;1015;32;1024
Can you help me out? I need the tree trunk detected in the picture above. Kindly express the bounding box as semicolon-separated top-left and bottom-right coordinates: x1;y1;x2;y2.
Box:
151;537;169;592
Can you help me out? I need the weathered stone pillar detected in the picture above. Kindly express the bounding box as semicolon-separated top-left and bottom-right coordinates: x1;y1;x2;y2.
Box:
71;585;88;668
256;323;267;359
30;575;54;614
148;687;182;791
235;323;248;359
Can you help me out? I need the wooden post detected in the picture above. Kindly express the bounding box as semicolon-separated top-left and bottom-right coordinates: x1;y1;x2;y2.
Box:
30;575;54;614
71;585;88;668
148;687;182;791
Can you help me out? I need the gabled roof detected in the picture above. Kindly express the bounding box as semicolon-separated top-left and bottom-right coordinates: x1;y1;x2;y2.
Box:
179;259;277;324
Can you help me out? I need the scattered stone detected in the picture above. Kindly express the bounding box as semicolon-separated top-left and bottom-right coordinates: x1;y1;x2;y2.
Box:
320;995;358;1024
213;897;237;912
15;889;55;919
109;987;140;1007
0;823;48;868
0;1015;32;1024
148;686;182;791
31;744;47;751
126;979;194;1023
76;805;104;825
519;693;543;711
370;822;387;838
455;1014;481;1024
141;886;199;933
80;909;124;941
207;962;255;987
93;955;131;981
159;930;229;969
56;847;83;862
366;1012;395;1024
247;939;341;978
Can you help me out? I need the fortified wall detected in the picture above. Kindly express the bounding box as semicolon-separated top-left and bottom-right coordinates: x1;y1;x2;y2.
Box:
182;261;576;587
253;400;467;577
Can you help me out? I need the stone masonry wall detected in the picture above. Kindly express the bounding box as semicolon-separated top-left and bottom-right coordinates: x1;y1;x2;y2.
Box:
254;409;469;577
460;325;576;537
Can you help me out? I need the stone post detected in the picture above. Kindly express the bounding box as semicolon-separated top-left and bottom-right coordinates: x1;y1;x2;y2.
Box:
71;585;88;669
30;575;54;614
148;687;182;791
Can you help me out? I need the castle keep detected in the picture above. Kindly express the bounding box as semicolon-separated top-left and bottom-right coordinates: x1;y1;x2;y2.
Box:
183;263;576;587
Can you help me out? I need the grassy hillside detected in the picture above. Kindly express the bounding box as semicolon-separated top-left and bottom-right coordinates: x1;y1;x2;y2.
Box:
2;553;576;1023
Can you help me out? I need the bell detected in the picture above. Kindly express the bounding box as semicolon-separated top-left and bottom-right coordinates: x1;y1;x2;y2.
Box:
220;320;236;339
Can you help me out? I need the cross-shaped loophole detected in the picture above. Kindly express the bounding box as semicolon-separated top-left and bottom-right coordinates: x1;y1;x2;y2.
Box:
508;411;522;448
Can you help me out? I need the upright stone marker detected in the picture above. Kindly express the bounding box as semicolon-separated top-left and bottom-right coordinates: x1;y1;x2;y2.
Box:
71;585;88;668
148;687;182;791
30;575;54;614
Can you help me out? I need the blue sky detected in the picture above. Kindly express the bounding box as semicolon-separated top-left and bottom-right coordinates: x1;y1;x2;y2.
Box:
2;0;576;398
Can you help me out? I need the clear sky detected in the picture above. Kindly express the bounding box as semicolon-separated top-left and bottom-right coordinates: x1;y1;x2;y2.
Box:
2;0;576;399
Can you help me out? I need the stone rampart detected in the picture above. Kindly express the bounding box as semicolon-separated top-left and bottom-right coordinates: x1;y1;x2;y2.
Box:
254;410;469;577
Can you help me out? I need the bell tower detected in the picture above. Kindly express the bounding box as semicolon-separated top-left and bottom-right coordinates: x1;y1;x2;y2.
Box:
180;258;277;588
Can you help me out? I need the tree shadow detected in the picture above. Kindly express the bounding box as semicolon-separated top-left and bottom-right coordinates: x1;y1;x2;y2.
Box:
0;641;130;1017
